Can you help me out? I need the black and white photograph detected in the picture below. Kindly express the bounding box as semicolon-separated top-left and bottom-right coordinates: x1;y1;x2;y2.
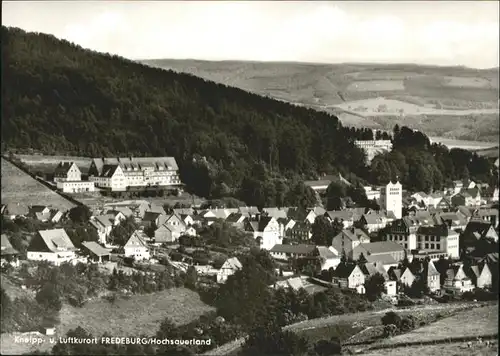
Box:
0;1;498;355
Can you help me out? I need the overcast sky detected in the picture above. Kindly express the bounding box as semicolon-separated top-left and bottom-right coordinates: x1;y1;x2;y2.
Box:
2;1;499;68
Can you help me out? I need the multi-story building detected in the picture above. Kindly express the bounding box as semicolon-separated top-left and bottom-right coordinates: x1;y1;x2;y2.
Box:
380;181;402;219
354;140;393;162
88;157;181;191
416;225;460;259
54;162;95;193
384;217;418;251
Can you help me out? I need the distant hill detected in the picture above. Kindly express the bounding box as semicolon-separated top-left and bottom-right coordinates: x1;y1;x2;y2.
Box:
1;27;369;202
142;59;500;142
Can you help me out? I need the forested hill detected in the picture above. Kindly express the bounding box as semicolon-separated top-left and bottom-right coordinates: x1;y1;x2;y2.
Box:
1;26;368;200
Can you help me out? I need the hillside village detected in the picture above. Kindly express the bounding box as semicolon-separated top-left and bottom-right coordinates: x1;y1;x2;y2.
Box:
1;22;499;356
2;153;498;302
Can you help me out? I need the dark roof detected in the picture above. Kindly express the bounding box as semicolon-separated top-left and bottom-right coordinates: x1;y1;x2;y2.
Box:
270;244;316;255
54;162;75;175
143;211;162;222
100;164;120;178
332;263;358;278
416;224;448;236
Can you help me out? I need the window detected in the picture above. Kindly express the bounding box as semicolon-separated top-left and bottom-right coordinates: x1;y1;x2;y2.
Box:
425;236;429;241
430;243;434;249
436;244;440;250
425;243;429;249
430;236;434;242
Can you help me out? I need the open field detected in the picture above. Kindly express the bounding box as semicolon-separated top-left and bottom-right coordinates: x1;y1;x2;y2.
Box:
360;341;497;356
14;154;92;174
58;288;215;337
375;304;498;346
429;137;499;150
444;76;494;88
346;80;405;92
332;98;500;116
143;60;499;141
1;158;76;213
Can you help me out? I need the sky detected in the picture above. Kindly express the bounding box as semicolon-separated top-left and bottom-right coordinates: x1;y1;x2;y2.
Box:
2;1;499;68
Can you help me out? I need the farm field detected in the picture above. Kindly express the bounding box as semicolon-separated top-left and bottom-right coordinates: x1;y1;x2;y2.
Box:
346;80;405;92
332;98;500;116
144;60;499;140
57;288;215;337
375;304;498;346
429;137;499;150
360;341;497;356
1;158;76;213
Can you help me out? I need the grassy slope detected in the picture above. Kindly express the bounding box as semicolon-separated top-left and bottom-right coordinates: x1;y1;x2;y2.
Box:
1;158;76;213
142;60;499;142
376;304;498;346
57;288;215;337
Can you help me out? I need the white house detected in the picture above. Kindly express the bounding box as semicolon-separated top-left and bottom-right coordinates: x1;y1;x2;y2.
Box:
332;263;366;293
444;264;474;294
54;162;82;182
216;257;243;283
124;231;150;260
245;216;282;250
27;229;77;266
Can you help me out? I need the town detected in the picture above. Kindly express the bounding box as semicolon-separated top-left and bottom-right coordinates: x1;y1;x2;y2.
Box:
1;4;499;354
2;150;498;299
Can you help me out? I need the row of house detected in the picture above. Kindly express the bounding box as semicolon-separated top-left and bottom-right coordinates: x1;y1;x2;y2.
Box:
331;259;495;296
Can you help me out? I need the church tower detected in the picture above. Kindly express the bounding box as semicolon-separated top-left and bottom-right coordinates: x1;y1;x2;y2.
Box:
380;180;402;219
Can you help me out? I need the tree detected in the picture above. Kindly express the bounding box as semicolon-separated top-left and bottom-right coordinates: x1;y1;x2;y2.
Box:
35;283;62;311
314;337;342;356
364;273;386;301
381;311;402;329
68;206;91;223
185;266;198;290
311;216;333;246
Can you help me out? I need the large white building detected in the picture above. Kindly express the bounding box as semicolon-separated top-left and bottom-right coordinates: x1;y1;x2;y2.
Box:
380;181;402;219
354;140;393;162
88;157;181;191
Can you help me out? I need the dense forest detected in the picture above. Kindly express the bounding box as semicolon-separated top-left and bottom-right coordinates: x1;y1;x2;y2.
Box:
2;27;497;206
1;27;367;196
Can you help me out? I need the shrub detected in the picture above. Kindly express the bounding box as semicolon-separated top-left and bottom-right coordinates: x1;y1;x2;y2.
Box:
400;315;416;332
383;324;398;337
381;311;402;329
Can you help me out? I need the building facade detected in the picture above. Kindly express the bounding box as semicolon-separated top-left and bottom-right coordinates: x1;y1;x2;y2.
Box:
89;157;181;191
380;181;402;219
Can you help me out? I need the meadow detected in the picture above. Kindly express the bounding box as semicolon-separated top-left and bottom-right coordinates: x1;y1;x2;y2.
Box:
14;154;92;174
58;288;215;337
1;158;76;213
375;304;498;346
360;342;497;356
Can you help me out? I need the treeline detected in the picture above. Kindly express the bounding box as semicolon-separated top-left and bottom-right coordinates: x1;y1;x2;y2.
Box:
370;125;497;192
2;26;367;205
